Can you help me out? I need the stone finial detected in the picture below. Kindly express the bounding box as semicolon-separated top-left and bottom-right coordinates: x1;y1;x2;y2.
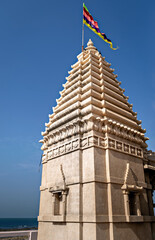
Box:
87;39;94;47
85;39;97;51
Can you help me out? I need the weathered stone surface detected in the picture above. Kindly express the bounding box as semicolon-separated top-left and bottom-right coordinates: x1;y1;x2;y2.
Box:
38;40;155;240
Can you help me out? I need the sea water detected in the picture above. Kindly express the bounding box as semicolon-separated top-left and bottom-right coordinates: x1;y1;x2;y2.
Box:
0;218;38;230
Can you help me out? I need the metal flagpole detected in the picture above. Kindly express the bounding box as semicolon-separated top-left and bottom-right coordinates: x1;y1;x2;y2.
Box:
82;3;84;52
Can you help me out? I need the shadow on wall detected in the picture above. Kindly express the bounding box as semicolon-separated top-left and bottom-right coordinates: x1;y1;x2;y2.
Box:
114;223;152;240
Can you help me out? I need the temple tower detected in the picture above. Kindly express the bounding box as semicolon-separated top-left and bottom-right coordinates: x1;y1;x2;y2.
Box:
38;40;155;240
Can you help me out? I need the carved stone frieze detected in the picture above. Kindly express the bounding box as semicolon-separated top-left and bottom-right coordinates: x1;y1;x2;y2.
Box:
72;139;79;149
60;145;65;154
106;119;147;148
41;115;147;151
88;136;98;145
99;138;106;147
41;117;106;150
130;146;136;154
109;139;115;148
43;135;105;162
81;138;88;147
42;135;143;163
116;141;122;151
66;142;72;152
108;137;143;158
124;144;129;153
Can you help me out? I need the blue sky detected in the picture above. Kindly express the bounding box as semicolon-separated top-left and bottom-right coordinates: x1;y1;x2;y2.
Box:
0;0;154;218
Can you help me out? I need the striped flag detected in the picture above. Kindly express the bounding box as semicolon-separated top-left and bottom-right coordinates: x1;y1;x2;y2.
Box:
83;3;118;50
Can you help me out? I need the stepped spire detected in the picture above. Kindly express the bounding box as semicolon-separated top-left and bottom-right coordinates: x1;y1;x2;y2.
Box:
41;40;148;154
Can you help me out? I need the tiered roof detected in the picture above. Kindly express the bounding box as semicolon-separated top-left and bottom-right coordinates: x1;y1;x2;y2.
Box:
41;39;148;149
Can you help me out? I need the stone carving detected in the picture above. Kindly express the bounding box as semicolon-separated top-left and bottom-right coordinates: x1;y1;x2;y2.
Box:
48;165;69;222
99;138;106;147
59;145;65;154
116;141;122;150
72;139;79;149
43;136;143;163
108;139;115;148
121;163;143;220
80;138;88;147
124;144;129;153
66;142;72;152
130;146;135;154
53;148;58;157
41;115;147;150
107;138;143;158
88;136;98;145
